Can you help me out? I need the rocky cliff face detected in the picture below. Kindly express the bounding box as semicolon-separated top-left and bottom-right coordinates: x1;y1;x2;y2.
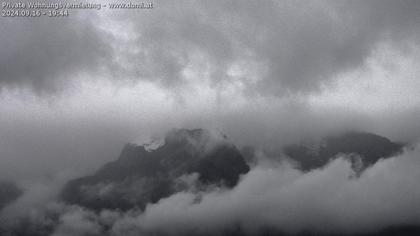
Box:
61;129;404;212
283;132;404;171
61;129;250;211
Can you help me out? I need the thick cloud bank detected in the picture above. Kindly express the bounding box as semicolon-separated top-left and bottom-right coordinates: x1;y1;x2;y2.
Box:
1;0;420;95
109;145;420;235
1;0;420;235
1;0;420;181
1;143;419;236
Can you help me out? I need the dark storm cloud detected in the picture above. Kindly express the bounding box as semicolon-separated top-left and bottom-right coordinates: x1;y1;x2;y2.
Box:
1;1;420;234
252;0;420;94
112;0;420;95
1;0;420;95
0;3;112;93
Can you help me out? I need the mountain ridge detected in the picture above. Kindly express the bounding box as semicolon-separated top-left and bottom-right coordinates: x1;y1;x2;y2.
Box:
61;128;250;211
283;131;404;171
60;129;405;212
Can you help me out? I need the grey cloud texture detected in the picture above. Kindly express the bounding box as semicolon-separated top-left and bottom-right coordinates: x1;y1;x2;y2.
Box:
1;1;420;234
0;3;111;93
108;146;420;235
2;144;419;236
1;0;420;95
1;84;419;182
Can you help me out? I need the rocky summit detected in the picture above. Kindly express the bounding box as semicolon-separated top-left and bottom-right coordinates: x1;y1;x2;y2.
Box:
61;129;250;211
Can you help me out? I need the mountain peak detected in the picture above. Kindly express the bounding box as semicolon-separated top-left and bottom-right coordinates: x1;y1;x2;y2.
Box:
61;128;249;211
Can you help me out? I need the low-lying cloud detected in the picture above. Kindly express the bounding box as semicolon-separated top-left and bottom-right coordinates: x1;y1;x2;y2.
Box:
1;143;419;236
109;146;420;235
1;1;420;235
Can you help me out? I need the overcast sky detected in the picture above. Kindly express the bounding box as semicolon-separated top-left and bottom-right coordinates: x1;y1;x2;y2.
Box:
1;0;420;181
2;1;420;235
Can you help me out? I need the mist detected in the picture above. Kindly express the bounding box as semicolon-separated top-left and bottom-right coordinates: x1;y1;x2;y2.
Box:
1;144;419;236
1;0;420;235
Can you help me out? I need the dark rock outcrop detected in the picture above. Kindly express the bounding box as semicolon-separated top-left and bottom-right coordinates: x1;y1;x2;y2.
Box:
61;129;250;211
284;132;404;171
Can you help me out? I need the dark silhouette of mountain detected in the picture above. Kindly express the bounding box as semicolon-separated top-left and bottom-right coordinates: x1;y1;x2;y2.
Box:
225;225;420;236
216;225;420;236
0;181;22;211
283;132;404;171
61;129;250;211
